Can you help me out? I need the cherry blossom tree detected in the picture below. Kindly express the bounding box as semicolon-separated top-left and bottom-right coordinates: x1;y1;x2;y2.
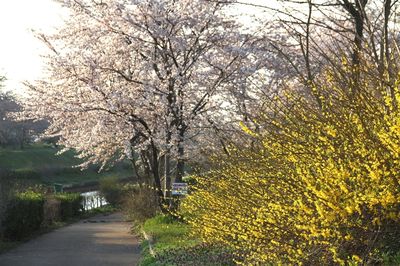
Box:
18;0;260;209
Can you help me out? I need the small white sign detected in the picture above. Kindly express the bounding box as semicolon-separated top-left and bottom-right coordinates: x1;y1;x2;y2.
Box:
172;182;188;196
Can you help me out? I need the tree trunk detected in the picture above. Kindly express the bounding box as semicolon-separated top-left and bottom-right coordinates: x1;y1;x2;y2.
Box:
341;0;368;95
149;141;168;214
175;128;185;182
164;151;171;200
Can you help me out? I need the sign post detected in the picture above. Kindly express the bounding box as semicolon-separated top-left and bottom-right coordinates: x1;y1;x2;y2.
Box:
172;183;188;196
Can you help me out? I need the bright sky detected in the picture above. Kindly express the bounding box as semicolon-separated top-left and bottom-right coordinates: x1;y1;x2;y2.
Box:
0;0;275;93
0;0;67;92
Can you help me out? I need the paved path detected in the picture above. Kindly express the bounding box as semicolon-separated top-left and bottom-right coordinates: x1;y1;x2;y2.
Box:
0;213;140;266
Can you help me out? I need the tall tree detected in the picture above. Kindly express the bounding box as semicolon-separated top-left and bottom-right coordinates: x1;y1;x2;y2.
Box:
18;0;259;209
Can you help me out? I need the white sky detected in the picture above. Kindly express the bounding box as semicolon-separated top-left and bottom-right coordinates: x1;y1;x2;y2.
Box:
0;0;67;92
0;0;276;93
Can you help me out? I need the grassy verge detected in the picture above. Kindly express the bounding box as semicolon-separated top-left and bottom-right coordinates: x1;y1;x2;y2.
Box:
140;215;235;266
140;215;199;266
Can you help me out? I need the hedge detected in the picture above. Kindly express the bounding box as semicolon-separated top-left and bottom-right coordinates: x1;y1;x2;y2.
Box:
1;191;84;240
2;191;45;240
54;193;83;221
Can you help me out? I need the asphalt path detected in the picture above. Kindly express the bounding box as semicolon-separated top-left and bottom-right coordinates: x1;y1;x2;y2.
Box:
0;213;140;266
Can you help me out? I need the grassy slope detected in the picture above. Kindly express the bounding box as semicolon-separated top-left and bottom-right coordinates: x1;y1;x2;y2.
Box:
0;144;131;186
0;145;78;170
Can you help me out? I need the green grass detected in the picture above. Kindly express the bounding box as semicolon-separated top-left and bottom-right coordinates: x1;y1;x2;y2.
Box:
0;143;132;186
0;144;79;171
140;214;199;265
381;251;400;266
140;215;235;266
142;214;199;250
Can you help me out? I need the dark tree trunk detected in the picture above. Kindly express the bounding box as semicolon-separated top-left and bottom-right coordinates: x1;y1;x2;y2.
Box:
164;125;172;201
175;128;185;183
340;0;368;96
341;0;368;66
164;152;171;199
149;141;168;214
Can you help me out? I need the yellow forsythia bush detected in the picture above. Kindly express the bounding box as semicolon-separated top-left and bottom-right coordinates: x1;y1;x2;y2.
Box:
181;62;400;265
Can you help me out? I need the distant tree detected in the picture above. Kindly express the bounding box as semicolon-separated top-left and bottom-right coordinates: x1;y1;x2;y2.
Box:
0;83;46;149
0;76;14;234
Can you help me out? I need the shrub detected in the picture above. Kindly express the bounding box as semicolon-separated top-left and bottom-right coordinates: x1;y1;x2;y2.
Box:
2;190;44;240
99;176;123;206
182;62;400;264
123;185;158;225
0;175;15;237
54;193;83;220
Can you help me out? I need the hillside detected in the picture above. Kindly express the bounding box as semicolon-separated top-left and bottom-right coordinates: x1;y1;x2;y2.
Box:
0;144;131;186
